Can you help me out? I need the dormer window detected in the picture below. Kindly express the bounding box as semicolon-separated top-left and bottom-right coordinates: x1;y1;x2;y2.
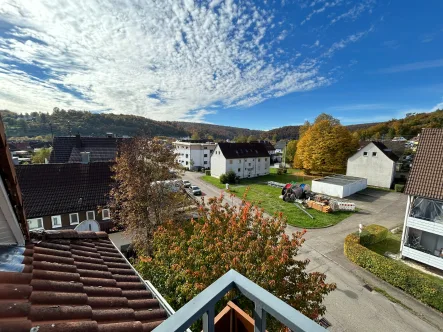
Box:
372;152;377;156
102;209;110;220
363;152;368;156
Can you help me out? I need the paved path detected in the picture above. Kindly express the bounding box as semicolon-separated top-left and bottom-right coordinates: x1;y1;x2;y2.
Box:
183;172;443;332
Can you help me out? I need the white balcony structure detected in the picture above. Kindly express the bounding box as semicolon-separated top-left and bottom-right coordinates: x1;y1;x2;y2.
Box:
400;196;443;270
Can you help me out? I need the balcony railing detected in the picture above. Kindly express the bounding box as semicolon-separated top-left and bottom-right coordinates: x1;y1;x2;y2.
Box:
152;269;326;332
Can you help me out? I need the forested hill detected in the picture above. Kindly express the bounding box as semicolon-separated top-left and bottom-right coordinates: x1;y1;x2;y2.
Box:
0;109;260;140
1;108;441;140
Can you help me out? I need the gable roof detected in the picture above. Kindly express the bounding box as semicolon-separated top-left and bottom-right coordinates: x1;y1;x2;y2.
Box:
217;142;270;159
363;141;399;162
0;230;167;331
50;136;125;163
16;162;114;218
405;128;443;200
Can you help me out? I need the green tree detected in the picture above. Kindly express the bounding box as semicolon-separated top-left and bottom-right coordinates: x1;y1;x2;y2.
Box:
272;133;278;143
283;140;298;163
247;135;257;142
235;135;247;143
31;148;51;164
109;138;187;254
191;131;200;140
138;193;336;324
294;115;358;173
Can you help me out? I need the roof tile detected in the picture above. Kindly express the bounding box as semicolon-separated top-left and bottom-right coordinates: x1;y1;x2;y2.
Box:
405;129;443;200
0;230;167;330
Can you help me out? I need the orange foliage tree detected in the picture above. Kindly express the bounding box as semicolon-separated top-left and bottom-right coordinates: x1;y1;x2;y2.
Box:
137;193;336;323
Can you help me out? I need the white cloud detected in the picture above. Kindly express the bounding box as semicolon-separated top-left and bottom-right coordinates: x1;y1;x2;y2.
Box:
376;59;443;74
329;0;375;25
322;27;373;58
0;0;369;122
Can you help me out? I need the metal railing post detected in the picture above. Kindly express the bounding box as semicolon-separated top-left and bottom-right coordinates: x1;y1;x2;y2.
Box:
203;306;215;332
254;302;267;332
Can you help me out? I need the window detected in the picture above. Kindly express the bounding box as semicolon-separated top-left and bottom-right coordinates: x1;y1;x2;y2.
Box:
238;160;241;163
258;159;261;162
86;211;95;220
229;160;233;164
372;152;377;156
51;215;61;228
186;154;188;158
186;161;189;165
265;158;267;161
363;152;368;156
238;168;241;172
102;209;110;220
204;147;207;149
69;213;79;225
204;154;208;157
28;218;44;230
204;161;207;164
248;163;251;166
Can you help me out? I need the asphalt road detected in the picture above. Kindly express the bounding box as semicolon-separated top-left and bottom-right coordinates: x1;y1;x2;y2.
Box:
183;171;443;332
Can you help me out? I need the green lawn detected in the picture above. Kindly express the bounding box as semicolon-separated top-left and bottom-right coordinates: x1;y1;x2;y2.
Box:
366;232;402;255
201;171;353;228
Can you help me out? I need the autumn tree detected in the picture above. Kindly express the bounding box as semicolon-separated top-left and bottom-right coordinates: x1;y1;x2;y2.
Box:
235;135;247;143
283;140;297;163
31;148;51;164
109;138;188;254
191;131;201;140
298;120;311;138
294;115;358;173
138;194;336;326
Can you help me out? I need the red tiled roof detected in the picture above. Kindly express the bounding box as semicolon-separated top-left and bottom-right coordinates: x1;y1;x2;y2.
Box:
405;128;443;200
0;230;167;331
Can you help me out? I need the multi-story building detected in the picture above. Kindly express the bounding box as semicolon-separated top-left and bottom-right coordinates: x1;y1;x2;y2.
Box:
173;139;217;170
211;143;271;179
401;128;443;271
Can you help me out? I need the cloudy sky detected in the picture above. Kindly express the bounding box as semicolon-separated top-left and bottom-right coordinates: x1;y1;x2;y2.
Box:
0;0;442;129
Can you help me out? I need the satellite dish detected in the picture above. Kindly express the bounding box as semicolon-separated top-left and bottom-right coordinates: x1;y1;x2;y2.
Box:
74;220;100;232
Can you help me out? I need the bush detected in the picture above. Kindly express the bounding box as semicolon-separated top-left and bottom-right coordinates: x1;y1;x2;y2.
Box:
277;168;284;175
344;233;443;312
205;170;211;176
219;174;228;184
226;170;236;183
395;184;405;192
359;224;388;246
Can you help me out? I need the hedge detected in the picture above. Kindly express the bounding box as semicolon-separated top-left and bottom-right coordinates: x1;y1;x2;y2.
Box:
359;224;388;246
344;233;443;312
395;184;405;192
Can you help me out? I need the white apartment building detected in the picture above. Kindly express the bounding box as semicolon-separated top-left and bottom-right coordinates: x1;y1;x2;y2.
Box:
173;140;217;170
211;143;270;179
401;129;443;271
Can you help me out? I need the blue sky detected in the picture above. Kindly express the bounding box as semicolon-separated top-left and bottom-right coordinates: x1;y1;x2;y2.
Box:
0;1;442;129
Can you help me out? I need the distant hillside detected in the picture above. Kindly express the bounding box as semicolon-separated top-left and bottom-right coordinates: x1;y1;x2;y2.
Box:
354;110;443;139
0;109;259;140
1;108;440;141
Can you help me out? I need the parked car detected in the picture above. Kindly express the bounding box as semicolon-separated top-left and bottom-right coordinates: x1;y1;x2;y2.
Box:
182;180;191;188
191;185;202;196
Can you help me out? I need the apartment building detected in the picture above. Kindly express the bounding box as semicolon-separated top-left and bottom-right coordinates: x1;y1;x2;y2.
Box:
173;139;216;170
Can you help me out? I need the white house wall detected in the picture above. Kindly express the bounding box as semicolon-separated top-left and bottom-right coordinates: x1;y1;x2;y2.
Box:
346;143;395;188
311;181;344;198
173;142;216;169
210;146;227;178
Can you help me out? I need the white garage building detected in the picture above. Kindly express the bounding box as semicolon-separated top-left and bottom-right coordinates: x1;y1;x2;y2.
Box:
312;175;367;198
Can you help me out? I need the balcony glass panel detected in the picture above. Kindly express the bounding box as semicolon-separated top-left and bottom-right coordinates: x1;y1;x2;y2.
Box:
410;197;443;223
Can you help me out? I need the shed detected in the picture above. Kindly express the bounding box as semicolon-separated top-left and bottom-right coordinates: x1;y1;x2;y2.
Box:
312;175;367;198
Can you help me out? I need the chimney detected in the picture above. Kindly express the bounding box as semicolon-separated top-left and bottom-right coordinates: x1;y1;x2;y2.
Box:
80;152;90;164
106;132;114;138
75;134;81;148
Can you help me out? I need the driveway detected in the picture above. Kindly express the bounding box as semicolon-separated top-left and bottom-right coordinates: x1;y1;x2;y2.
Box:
183;172;443;331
